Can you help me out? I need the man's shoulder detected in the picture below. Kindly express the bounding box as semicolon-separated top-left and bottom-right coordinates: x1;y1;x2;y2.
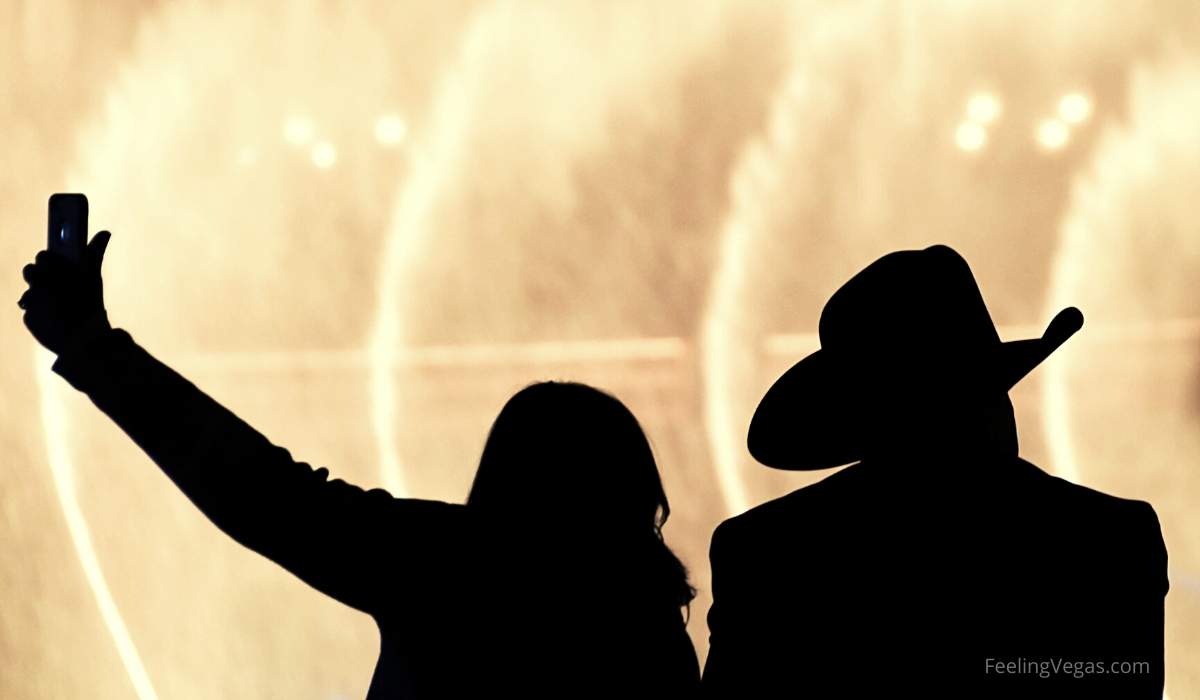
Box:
1018;459;1167;593
714;463;864;543
1023;459;1159;525
715;458;1162;540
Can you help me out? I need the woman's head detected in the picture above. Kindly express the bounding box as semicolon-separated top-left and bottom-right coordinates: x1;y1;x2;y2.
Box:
470;382;665;530
468;381;694;606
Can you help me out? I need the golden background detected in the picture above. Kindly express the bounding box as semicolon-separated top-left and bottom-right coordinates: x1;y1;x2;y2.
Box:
2;1;1197;697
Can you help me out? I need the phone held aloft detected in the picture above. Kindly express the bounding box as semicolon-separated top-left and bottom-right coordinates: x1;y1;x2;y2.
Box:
48;193;88;265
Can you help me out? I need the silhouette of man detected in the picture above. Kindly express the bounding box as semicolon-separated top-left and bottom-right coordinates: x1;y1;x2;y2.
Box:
702;245;1168;698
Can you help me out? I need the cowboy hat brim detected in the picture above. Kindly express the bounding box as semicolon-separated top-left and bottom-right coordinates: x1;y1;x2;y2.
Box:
748;307;1083;470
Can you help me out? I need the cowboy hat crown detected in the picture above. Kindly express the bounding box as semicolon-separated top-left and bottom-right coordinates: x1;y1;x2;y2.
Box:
748;244;1082;470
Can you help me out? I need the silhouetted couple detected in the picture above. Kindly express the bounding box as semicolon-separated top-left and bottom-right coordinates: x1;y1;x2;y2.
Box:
20;233;1166;697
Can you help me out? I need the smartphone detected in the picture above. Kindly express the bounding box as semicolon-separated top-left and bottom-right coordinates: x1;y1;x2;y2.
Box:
48;193;88;264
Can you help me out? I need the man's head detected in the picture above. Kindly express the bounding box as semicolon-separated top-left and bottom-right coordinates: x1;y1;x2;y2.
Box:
748;245;1080;470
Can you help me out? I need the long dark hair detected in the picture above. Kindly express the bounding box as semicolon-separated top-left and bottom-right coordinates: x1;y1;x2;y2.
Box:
467;381;695;610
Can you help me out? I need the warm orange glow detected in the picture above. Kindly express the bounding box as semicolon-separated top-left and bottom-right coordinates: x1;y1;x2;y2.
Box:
3;1;1197;698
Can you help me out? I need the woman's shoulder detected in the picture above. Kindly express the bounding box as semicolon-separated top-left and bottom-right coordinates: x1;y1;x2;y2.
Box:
388;497;468;518
378;498;475;560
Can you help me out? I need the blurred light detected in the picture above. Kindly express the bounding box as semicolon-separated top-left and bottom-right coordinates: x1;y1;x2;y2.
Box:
966;92;1002;124
955;122;988;152
768;109;796;151
1058;92;1093;124
1036;119;1070;151
311;141;337;168
374;114;408;146
34;348;160;700
283;116;315;146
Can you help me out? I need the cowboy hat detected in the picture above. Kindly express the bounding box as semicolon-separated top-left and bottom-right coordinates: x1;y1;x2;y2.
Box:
748;244;1082;470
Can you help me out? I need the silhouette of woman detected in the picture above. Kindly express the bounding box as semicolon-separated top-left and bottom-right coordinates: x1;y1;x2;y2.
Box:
19;232;699;698
467;382;699;694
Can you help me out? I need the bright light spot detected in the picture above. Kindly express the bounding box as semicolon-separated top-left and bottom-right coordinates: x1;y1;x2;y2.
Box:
1058;92;1093;124
283;116;314;146
1036;119;1070;151
966;92;1002;124
955;122;987;152
311;141;337;168
374;114;408;146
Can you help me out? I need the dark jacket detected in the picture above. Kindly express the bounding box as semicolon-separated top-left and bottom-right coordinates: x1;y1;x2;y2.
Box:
52;327;699;698
702;455;1168;698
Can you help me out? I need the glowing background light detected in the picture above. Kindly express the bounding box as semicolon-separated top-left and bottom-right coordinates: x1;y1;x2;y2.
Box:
955;121;988;151
1037;118;1070;150
966;92;1002;124
311;141;337;169
283;116;315;146
374;114;408;146
1058;91;1094;124
2;1;1197;698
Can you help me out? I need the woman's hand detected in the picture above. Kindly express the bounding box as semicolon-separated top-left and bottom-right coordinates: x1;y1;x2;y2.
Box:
18;230;113;355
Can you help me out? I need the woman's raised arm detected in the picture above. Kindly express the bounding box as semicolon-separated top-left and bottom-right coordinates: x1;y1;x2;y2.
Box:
20;232;463;615
50;321;463;614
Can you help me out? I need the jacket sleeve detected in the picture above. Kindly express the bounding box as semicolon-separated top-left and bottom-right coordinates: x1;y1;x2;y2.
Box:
701;519;743;697
51;325;460;615
1129;500;1169;696
1078;498;1169;698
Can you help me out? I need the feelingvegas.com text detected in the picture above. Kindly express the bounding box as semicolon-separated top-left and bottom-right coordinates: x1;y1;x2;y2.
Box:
985;657;1151;679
